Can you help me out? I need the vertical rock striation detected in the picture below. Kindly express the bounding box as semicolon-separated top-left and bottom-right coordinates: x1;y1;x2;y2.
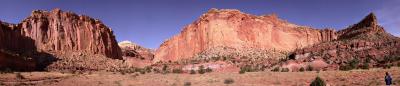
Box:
0;8;122;59
155;8;337;62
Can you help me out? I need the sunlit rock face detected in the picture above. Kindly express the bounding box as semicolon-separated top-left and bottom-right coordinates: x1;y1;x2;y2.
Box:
119;40;154;60
291;13;400;70
0;9;122;59
155;8;337;62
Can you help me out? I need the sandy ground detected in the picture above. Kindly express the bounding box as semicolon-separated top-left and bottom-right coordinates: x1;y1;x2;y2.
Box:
1;67;400;86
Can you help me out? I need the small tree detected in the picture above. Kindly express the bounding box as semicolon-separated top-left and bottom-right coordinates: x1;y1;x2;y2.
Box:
239;69;246;74
271;67;280;72
306;65;313;71
205;67;212;73
224;78;234;84
310;76;326;86
198;65;206;74
190;70;196;74
299;67;305;72
281;68;289;72
172;68;183;73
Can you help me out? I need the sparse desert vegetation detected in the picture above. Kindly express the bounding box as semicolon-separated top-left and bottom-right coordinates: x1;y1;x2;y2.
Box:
0;67;399;86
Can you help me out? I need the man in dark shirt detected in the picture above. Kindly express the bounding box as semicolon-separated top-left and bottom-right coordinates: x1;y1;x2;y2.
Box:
385;72;392;86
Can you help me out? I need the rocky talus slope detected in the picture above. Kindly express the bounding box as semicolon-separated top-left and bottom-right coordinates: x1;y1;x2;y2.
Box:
286;13;400;71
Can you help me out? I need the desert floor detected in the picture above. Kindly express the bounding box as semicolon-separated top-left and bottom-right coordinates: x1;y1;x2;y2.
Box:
1;67;399;86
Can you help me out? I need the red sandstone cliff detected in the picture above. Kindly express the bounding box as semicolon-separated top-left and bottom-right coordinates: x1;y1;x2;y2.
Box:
0;8;122;59
0;9;123;71
155;8;337;62
289;13;400;70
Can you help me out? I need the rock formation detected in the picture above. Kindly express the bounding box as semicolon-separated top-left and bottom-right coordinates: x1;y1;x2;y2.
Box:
0;8;123;71
155;8;337;62
0;8;122;59
118;41;154;60
291;13;400;70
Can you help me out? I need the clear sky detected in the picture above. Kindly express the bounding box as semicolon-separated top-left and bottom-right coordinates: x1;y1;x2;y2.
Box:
0;0;399;49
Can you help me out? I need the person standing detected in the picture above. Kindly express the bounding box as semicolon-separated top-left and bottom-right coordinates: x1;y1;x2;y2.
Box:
385;72;392;86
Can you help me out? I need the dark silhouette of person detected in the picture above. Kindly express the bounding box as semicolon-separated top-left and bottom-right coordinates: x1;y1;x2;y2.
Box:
385;72;392;86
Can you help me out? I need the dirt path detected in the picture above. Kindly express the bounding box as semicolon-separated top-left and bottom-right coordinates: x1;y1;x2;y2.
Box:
1;68;399;86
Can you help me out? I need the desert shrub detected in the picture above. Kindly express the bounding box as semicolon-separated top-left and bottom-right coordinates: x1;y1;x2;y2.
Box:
240;65;254;72
281;68;289;72
172;68;183;74
383;64;392;69
224;78;234;84
190;70;196;74
153;68;160;73
339;65;352;71
145;66;152;73
306;65;313;71
299;67;305;72
397;63;400;67
15;73;25;79
198;65;206;74
205;67;212;73
360;62;369;69
184;82;191;86
239;69;246;74
0;68;13;74
162;65;169;74
349;58;360;69
310;76;326;86
271;67;280;72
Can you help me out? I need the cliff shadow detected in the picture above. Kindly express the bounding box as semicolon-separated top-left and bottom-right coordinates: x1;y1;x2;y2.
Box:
0;36;59;72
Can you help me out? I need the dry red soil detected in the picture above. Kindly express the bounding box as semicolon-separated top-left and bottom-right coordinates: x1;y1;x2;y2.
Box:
1;67;399;86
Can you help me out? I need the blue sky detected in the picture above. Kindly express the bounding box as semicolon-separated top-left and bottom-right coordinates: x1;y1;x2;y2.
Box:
0;0;398;49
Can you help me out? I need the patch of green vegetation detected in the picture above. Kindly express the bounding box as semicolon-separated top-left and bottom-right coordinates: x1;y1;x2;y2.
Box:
310;76;326;86
281;68;289;72
190;70;196;74
184;82;191;86
271;67;280;72
198;65;206;74
172;68;183;74
299;67;305;72
339;58;360;71
306;65;313;71
224;78;234;84
15;72;25;80
205;67;212;73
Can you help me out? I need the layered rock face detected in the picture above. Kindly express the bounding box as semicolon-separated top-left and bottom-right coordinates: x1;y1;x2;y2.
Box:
118;41;154;60
0;9;122;59
155;8;337;62
0;9;123;71
291;13;400;70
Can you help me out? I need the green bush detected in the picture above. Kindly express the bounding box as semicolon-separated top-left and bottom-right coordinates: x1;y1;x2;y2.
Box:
16;73;25;80
205;67;212;73
172;68;183;73
240;65;253;72
299;67;305;72
198;65;206;74
281;68;289;72
310;76;326;86
271;67;280;72
339;65;352;71
306;65;313;71
184;82;191;86
190;70;196;74
397;63;400;67
239;69;245;74
224;78;234;84
360;62;369;70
